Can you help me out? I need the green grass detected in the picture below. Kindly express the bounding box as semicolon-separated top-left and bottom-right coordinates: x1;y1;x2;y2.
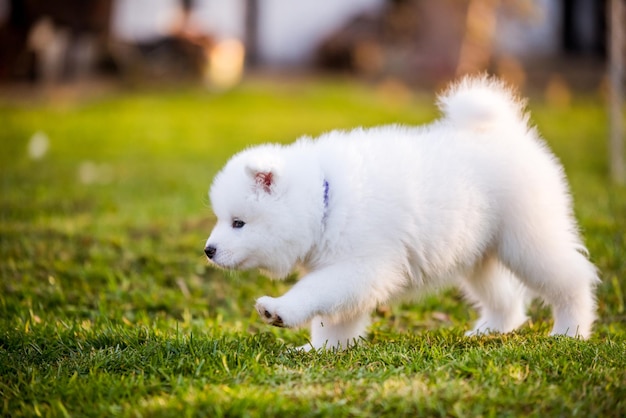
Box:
1;79;625;417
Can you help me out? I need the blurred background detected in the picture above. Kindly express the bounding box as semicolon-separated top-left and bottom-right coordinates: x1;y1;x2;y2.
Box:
0;0;624;182
0;0;612;92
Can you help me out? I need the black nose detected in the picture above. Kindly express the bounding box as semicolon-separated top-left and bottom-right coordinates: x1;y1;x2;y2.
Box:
204;245;217;259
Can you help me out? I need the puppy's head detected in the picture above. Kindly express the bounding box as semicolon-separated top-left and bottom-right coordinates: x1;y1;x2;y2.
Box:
204;145;316;279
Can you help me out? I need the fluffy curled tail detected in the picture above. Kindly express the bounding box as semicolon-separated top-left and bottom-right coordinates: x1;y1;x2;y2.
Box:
438;75;529;131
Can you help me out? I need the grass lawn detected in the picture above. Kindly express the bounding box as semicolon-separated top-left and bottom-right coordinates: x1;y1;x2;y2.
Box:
1;78;625;417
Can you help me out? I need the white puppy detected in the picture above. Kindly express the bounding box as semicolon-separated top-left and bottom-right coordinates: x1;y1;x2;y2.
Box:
204;76;599;349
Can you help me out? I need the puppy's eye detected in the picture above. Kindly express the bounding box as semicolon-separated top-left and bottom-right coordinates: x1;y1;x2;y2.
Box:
232;219;245;229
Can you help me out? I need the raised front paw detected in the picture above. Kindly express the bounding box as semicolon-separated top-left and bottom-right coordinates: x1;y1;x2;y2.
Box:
255;296;285;327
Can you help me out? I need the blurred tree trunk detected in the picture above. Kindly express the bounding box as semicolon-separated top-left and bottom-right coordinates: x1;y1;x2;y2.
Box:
244;0;259;68
456;0;499;75
609;0;625;184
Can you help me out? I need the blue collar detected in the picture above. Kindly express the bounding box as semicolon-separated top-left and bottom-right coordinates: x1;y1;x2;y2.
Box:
322;179;330;223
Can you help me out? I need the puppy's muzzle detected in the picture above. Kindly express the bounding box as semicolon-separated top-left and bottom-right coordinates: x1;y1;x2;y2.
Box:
204;245;217;259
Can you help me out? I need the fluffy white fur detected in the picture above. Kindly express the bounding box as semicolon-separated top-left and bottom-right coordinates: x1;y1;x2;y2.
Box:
205;76;599;350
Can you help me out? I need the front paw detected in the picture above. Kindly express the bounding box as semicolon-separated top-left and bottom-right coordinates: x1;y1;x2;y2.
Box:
255;296;285;327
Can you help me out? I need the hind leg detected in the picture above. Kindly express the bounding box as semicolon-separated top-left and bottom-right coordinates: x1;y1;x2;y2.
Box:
545;254;598;338
462;255;529;336
499;228;598;339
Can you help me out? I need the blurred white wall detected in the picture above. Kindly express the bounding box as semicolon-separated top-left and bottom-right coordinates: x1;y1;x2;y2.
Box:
111;0;382;63
110;0;567;64
258;0;383;65
112;0;244;42
495;0;561;57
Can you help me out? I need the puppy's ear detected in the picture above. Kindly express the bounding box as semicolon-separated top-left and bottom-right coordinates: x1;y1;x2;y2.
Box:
245;165;276;194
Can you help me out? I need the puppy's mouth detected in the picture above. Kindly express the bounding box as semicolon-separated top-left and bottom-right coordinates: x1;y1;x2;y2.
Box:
207;251;248;271
209;258;241;270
